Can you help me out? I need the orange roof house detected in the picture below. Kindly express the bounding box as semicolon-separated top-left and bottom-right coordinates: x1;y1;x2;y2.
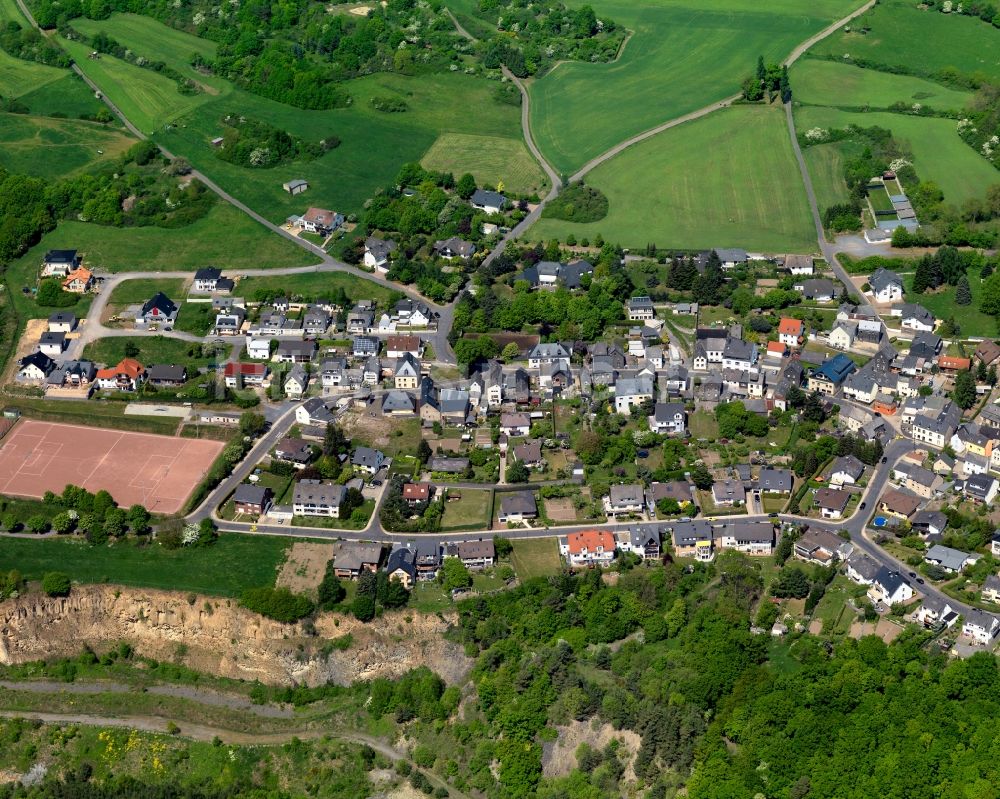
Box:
564;529;617;566
95;358;145;390
938;356;971;371
62;266;93;293
766;341;787;358
403;482;431;502
777;317;805;345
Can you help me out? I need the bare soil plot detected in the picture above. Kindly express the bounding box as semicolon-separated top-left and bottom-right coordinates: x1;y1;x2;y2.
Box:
0;419;222;513
544;497;576;521
5;318;48;383
276;542;337;597
542;719;641;781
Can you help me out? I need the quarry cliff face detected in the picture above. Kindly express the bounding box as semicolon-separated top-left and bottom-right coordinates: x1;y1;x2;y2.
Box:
0;585;470;686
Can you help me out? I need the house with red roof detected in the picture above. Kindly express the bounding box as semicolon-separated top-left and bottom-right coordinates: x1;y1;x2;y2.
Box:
560;529;616;568
95;358;145;391
777;318;805;347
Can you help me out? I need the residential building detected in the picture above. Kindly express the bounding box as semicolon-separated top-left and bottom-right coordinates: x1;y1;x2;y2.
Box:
878;488;921;520
393;353;421;389
867;567;913;607
223;361;268;388
868;267;904;303
352;336;380;358
712;479;746;507
911;510;947;538
648;402;686;435
669;519;716;561
713;248;748;270
829;455;865;486
137;292;177;326
796;278;836;302
446;540;495;569
295;397;336;427
292;480;346;517
846;552;880;585
814;487;851;519
527;342;571;369
807;353;856;395
500;412;531;437
47;312;77;333
757;468;793;494
352;447;385;474
964;473;999;505
385;547;417;588
433;237;476;260
41;249;80;277
363;237;397;272
38;331;66;358
925;544;979;574
604;484;646;517
246;338;272;360
828;322;856;351
893;302;936;332
214;307;245;336
334;542;382;579
193;267;223;292
46;360;96;388
386;335;422;359
784;254;814;275
561;529;616;567
62;267;93;293
646;481;693;514
382;390;416;416
512;440;544;469
146;364;187;387
234;485;272;516
95;358;145;391
778;317;805;347
283;365;309;399
498;492;538;524
983;574;1000;603
614;376;654;414
716;520;774;555
297;207;343;235
470;188;508;214
402;482;431;505
275;437;314;468
616;527;660;559
17;352;55;381
626;296;656;321
794;528;852;564
915;596;958;628
962;608;1000;644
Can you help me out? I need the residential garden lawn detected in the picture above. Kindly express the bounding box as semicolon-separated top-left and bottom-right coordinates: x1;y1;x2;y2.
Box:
697;490;747;517
0;113;137;179
811;574;857;636
156;71;525;220
762;494;788;513
441;489;493;531
4;397;181;435
408;580;454;612
527;0;861;174
0;47;65;99
235;271;403;307
82;336;221;369
6;204;313;273
794;106;999;206
510;537;562;579
810;0;1000;85
291;499;375;530
420;133;548;196
689;411;720;440
0;533;289;597
174;303;215;336
790;59;974;112
108;278;188;305
60;37;212;134
16;73;108;118
906;266;997;337
529;106;817;252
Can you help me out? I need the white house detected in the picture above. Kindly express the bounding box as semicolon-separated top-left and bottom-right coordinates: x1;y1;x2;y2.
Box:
614;376;654;414
868;268;904;303
867;567;913;607
962;609;1000;644
648;402;686;435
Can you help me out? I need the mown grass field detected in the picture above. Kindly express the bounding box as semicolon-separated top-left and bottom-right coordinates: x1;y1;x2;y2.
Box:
158;71;526;220
527;0;861;175
108;278;188;305
530;105;816;251
6;203;313;273
810;0;1000;83
510;537;562;580
441;489;493;531
795;106;999;205
0;113;137;178
70;13;224;92
0;534;289;597
8;397;182;435
17;73;108;118
66;12;530;217
0;46;64;98
906;267;996;337
801;140;854;212
61;36;211;134
236;271;401;305
81;336;222;368
421;133;547;195
791;59;974;112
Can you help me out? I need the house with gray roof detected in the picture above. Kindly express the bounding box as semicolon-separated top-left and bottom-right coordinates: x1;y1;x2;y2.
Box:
757;468;792;494
869;267;904;303
498;491;538;523
352;446;386;474
292;480;346;517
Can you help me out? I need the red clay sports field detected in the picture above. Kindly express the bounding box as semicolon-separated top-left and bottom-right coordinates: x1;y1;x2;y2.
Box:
0;420;224;514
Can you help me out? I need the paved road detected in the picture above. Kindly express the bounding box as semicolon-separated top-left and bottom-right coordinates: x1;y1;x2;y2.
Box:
784;101;873;307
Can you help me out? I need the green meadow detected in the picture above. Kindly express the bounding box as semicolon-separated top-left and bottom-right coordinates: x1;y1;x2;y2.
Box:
795;106;1000;205
0;45;64;97
791;59;974;112
810;0;1000;83
54;12;529;219
0;112;136;178
421;132;548;196
529;104;816;252
61;36;212;134
6;203;313;273
527;0;862;175
16;73;108;118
